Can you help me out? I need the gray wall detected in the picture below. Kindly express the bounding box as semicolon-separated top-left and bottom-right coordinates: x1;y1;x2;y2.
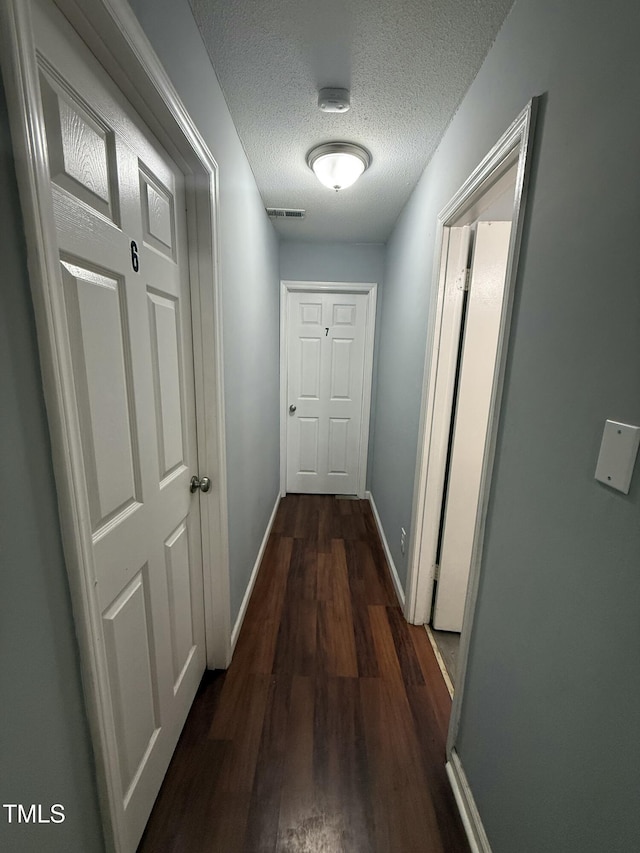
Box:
368;203;436;587
0;82;104;853
280;240;385;285
370;0;640;850
129;0;280;624
280;240;386;487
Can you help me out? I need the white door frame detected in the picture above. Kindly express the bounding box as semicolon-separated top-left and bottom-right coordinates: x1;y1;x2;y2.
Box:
403;100;538;748
280;280;377;499
0;0;230;849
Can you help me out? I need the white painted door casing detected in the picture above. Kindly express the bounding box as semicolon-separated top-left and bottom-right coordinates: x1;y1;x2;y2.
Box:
433;221;512;632
408;226;471;624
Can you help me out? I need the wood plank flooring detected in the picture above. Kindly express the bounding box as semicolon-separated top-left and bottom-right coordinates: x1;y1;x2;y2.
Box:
138;494;470;852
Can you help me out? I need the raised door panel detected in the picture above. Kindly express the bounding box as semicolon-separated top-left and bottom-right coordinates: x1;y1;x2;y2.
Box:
330;338;353;401
103;570;159;800
300;301;322;325
332;302;356;327
328;418;349;475
164;522;195;693
61;260;141;532
297;418;320;475
147;290;185;483
140;166;176;260
39;68;118;223
299;338;322;400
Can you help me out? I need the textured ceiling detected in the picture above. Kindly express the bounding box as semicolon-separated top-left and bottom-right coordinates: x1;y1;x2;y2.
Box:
189;0;514;243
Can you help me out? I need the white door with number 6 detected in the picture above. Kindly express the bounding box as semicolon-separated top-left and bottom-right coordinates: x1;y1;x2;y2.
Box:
34;0;207;848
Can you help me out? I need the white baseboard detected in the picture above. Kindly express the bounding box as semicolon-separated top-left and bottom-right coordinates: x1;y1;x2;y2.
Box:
230;493;281;654
365;490;405;608
446;749;493;853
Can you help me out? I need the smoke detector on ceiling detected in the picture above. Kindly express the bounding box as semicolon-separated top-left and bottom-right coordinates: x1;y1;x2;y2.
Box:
318;88;350;113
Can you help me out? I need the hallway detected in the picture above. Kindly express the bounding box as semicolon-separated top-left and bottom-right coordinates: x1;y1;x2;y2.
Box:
138;494;470;852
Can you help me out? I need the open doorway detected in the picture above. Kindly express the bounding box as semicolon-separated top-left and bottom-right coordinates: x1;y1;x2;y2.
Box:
428;168;516;691
405;102;538;705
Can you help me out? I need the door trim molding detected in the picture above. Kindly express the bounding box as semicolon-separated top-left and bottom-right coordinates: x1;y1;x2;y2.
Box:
403;100;538;750
280;280;377;499
0;0;230;849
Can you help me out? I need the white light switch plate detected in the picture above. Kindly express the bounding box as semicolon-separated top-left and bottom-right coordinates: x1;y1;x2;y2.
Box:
594;420;640;494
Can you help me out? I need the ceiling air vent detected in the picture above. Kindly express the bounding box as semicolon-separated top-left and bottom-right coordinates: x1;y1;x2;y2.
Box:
266;208;306;219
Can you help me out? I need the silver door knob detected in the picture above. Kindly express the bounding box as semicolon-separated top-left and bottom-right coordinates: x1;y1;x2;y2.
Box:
289;404;297;413
190;475;211;494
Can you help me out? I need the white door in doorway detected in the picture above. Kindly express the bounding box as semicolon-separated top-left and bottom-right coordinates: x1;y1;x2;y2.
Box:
433;221;512;632
34;1;206;848
285;288;373;495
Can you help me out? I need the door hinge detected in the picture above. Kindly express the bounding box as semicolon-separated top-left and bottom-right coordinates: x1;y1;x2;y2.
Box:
456;268;471;291
433;563;440;581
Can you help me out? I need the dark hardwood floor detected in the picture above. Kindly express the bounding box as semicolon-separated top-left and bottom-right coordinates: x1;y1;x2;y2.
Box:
138;494;470;852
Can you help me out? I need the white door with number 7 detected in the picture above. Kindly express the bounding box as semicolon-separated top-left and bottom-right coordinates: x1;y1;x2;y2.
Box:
286;288;375;495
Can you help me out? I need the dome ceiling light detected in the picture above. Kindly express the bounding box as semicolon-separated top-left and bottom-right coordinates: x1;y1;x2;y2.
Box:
306;142;371;192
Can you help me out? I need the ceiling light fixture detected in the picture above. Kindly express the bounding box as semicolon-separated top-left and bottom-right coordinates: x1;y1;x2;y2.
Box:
306;142;371;192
